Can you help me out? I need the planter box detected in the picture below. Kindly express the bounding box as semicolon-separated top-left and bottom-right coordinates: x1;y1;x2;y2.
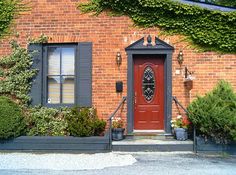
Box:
196;136;236;155
0;135;110;153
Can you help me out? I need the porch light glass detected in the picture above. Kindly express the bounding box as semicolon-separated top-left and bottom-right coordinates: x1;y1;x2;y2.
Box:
177;50;184;66
116;52;122;66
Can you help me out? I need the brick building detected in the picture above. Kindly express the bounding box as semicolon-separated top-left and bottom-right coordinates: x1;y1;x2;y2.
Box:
0;0;235;134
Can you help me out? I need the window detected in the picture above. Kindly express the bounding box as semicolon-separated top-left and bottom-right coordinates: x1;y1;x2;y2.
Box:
29;42;92;107
46;46;75;104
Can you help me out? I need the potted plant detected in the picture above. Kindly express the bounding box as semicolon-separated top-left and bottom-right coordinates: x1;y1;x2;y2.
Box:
112;117;125;141
171;115;190;141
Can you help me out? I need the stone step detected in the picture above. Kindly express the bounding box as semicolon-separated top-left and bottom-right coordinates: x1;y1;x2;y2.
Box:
112;139;193;152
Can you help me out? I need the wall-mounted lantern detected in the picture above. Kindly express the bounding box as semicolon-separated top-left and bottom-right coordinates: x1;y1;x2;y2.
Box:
116;52;122;67
177;50;184;66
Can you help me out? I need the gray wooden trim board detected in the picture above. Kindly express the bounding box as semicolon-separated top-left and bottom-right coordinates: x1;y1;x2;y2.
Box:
28;44;43;106
0;136;110;152
196;136;236;155
125;36;174;134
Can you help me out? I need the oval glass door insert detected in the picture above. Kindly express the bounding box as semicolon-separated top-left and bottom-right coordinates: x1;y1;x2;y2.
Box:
142;66;155;102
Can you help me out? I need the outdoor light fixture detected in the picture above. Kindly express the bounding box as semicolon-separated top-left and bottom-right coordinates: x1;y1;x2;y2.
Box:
116;52;122;67
177;50;184;66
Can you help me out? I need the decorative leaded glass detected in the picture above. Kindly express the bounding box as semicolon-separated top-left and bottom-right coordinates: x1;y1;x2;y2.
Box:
142;66;155;102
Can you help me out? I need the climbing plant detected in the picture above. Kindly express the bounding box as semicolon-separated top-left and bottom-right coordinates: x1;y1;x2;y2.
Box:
0;0;23;38
79;0;236;53
0;40;37;104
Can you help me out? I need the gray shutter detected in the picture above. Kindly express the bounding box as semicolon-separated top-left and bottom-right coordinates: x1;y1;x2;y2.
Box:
77;42;92;107
28;44;43;106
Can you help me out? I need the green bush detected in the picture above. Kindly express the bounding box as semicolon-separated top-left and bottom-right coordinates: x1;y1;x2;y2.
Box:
26;107;69;136
0;96;26;139
93;118;107;136
187;80;236;143
66;107;106;137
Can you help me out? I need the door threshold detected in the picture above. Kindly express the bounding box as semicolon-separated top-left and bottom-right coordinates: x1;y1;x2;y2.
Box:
129;130;171;137
133;130;165;133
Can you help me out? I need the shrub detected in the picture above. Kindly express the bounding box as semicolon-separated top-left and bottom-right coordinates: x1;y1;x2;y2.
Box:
0;96;26;139
187;80;236;143
93;118;106;136
26;107;68;136
66;107;106;137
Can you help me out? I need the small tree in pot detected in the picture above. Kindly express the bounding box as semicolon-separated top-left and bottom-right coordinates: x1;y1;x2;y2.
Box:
112;117;125;141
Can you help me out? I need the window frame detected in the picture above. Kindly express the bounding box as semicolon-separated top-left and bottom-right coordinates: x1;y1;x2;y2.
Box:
42;43;77;108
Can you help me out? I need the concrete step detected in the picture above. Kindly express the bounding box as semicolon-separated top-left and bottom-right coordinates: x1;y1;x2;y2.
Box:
125;132;174;140
125;135;174;140
112;138;193;152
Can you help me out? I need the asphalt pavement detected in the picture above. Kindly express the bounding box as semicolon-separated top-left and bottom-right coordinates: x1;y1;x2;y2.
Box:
0;152;235;175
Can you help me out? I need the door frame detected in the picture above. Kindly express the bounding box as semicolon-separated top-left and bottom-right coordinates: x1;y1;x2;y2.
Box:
125;37;174;134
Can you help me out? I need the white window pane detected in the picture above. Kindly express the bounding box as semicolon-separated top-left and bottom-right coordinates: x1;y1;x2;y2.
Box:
48;47;60;75
61;48;75;75
48;76;60;104
62;76;74;104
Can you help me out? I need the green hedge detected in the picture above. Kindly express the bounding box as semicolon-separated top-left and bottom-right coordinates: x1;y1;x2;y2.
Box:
26;107;69;136
26;106;106;137
66;107;106;137
0;96;26;139
79;0;236;53
187;81;236;143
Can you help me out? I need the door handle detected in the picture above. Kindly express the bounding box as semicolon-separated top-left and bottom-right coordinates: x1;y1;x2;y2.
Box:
134;92;137;105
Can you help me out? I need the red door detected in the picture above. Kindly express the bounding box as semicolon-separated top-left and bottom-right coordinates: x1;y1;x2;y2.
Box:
134;55;164;130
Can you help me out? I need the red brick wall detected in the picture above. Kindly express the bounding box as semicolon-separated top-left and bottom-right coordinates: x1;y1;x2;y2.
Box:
0;0;235;126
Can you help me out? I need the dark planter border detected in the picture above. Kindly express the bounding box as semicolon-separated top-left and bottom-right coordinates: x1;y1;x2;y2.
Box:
196;136;236;155
0;135;110;153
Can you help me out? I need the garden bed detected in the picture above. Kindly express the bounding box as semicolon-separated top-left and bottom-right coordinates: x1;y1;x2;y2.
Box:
196;136;236;155
0;135;110;153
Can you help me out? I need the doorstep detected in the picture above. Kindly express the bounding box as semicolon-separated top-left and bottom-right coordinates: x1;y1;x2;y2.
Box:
112;134;193;152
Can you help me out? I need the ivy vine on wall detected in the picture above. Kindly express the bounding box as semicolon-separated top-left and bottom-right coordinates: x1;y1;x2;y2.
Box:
0;34;48;104
0;40;37;104
0;0;23;38
79;0;236;53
